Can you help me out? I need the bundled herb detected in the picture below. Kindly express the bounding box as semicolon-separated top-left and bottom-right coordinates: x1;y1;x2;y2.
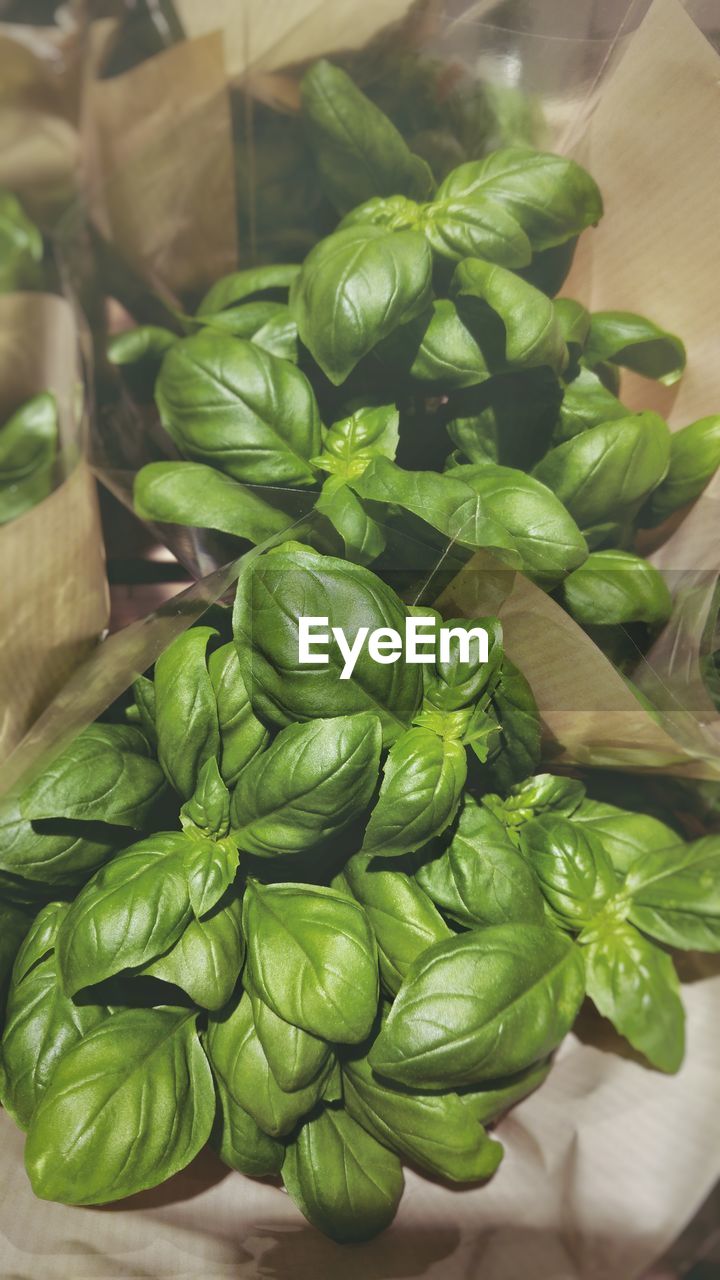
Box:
1;546;718;1241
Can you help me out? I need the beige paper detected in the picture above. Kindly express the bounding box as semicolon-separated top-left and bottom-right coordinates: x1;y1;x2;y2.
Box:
84;32;237;301
0;294;108;762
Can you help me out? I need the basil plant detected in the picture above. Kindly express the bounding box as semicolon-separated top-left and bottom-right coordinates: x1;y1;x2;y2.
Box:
1;546;718;1242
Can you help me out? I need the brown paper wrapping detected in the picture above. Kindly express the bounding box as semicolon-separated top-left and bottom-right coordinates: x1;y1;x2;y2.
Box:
0;293;108;762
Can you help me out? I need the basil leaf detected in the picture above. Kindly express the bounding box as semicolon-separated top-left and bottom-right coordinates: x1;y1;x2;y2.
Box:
642;415;720;525
282;1105;404;1243
502;773;586;824
141;894;243;1011
300;59;434;214
212;1076;284;1178
207;642;270;788
192;300;287;339
451;258;568;375
56;831;239;996
155;332;321;486
317;402;399;475
154;626;221;799
421;194;531;266
343;1050;503;1182
0;190;43;291
553;367;627;442
1;904;108;1129
584;311;686;385
233;546;424;744
369;924;585;1088
134;461;299;541
520;814;617;928
0;793;120;888
131;674;156;746
315;478;386;566
0;393;57;524
338;853;452;994
350;458;521;565
361;727;467;859
230;714;382;857
0;901;31;1015
562;549;671;626
376;299;491;390
425;615;503;712
532;413;671;533
416;798;545;928
445;367;562;469
460;1057;552;1125
625;837;720;950
583;919;684;1073
252;309;299;362
450;462;588;586
20;725;166;829
107;326;176;365
196;264;301;315
248;986;331;1092
553;298;591;360
25;1009;215;1204
570;799;682;876
206;992;333;1138
179;757;230;839
435;149;602;250
483;658;541;790
243;880;378;1044
290;225;433;385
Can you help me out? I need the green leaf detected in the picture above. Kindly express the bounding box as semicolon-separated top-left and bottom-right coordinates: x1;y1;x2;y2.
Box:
252;309;299;362
642;415;720;525
180;757;230;839
584;311;686;385
0;393;57;524
532;412;671;534
376;299;491;390
233;545;424;744
344;1050;503;1182
196;264;301;315
583;919;685;1072
445;367;563;469
154;627;221;799
56;831;239;996
315;478;386;566
460;1058;552;1125
424;616;503;713
106;326;176;365
212;1076;284;1177
317;402;399;477
361;727;467;859
436;149;603;251
0;794;120;889
562;549;672;626
206;992;333;1137
338;853;452;994
420;194;531;266
248;986;331;1092
553;367;627;443
282;1105;404;1243
290;224;433;384
625;836;720;950
130;674;156;745
0;901;31;1014
0;190;43;292
141;894;243;1011
243;880;379;1043
570;799;681;876
155;331;321;485
25;1009;215;1204
300;58;434;214
451;258;568;375
500;773;586;826
520;815;617;928
207;642;270;788
369;924;585;1088
483;658;541;790
553;298;591;359
449;462;588;586
350;457;522;565
20;725;166;829
1;904;108;1129
134;461;301;542
416;797;545;928
230;714;382;857
192;300;287;339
